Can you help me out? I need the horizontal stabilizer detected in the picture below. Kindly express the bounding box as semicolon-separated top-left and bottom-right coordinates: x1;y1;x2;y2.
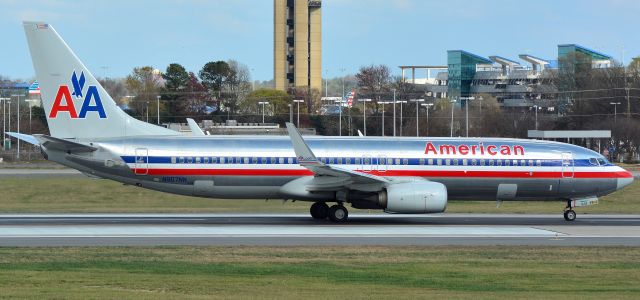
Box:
35;135;97;152
6;132;40;146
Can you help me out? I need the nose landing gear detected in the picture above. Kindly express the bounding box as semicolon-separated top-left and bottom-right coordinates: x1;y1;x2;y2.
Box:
563;200;576;221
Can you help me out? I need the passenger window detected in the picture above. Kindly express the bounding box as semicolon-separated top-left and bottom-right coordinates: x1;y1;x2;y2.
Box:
505;160;510;166
472;159;477;166
171;157;176;164
187;157;193;164
403;158;408;165
463;159;468;166
271;157;276;164
513;160;518;166
428;159;433;165
480;159;485;166
243;157;249;164
356;158;361;165
203;157;209;164
279;157;284;164
497;160;502;166
520;160;525;166
395;158;400;165
288;157;293;164
329;157;334;164
489;160;494;166
195;157;201;164
419;158;425;165
528;160;533;166
536;160;542;167
252;157;257;164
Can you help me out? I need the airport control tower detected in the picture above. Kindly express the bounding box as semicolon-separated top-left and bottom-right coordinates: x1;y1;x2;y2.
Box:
274;0;322;92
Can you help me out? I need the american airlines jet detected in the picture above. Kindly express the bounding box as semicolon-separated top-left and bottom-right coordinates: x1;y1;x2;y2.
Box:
10;22;634;222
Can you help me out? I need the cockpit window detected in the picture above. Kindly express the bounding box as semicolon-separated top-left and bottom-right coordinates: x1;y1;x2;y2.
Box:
589;158;599;166
597;158;607;166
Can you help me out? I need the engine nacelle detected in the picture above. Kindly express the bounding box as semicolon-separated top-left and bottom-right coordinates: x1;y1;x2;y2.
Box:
379;181;448;213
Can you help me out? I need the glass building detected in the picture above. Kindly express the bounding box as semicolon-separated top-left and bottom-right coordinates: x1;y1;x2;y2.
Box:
447;50;492;100
558;44;612;74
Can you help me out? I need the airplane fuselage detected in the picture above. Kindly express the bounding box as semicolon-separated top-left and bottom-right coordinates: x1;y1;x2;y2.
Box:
49;135;633;203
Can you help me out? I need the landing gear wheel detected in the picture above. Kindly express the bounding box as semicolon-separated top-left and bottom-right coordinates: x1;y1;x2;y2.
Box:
310;202;329;219
564;210;576;221
328;205;349;222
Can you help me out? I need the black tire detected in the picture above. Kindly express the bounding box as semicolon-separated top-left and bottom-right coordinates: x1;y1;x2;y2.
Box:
310;202;329;219
564;210;576;221
328;205;348;222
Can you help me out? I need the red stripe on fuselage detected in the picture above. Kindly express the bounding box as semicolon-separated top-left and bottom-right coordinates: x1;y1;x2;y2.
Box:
133;168;633;179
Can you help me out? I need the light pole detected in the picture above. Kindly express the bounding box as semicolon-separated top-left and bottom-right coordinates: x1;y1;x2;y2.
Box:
397;100;407;136
379;101;391;136
288;104;293;123
421;103;434;136
145;101;149;123
11;94;21;160
25;99;38;133
0;97;10;146
610;102;621;123
335;99;343;136
293;99;304;127
258;101;269;124
156;95;160;124
359;98;372;136
324;69;329;97
410;99;425;137
460;96;475;137
392;89;397;136
450;98;457;137
532;105;539;130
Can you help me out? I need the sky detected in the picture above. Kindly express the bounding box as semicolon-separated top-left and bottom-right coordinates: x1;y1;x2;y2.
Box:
1;0;640;82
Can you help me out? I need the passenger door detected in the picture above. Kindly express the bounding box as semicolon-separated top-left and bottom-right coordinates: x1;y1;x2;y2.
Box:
134;148;148;175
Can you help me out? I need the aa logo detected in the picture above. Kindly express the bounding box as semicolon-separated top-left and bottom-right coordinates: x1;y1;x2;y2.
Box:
49;71;106;119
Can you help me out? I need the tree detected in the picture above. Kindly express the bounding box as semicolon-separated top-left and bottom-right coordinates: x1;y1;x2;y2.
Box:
98;78;128;104
161;63;190;122
185;72;209;118
125;66;162;118
222;60;252;116
241;88;291;117
199;61;232;96
356;64;392;105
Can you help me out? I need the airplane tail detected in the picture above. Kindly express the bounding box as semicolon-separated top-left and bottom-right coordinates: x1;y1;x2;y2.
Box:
22;21;176;139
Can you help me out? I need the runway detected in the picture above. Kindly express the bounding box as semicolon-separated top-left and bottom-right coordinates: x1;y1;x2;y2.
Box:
0;213;639;246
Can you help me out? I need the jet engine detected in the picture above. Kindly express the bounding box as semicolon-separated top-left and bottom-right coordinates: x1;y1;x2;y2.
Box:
379;181;448;213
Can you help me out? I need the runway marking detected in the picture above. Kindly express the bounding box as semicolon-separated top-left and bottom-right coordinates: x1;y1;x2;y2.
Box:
0;225;561;237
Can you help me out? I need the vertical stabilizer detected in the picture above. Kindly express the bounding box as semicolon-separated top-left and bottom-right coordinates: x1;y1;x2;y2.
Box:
23;21;176;139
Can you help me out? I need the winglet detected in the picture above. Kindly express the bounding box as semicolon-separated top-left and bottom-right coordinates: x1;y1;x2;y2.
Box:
186;118;205;136
285;122;323;166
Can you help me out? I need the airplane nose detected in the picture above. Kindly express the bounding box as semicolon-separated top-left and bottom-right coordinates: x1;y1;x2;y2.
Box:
616;170;634;190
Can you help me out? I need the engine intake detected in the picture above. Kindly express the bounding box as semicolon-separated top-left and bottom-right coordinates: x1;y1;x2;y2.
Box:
379;181;448;213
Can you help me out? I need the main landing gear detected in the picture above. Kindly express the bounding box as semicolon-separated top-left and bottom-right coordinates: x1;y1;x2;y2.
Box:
563;200;576;221
310;202;349;222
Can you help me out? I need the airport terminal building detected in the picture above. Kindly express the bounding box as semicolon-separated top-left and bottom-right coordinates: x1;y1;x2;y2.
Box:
406;44;613;111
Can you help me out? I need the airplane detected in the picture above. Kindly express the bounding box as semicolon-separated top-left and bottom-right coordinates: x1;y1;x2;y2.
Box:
9;21;634;222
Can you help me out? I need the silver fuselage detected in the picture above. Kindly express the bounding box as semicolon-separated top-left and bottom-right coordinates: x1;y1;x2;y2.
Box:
45;135;633;204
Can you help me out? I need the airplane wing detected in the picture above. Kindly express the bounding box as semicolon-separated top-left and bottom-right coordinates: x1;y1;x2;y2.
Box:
285;123;389;187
